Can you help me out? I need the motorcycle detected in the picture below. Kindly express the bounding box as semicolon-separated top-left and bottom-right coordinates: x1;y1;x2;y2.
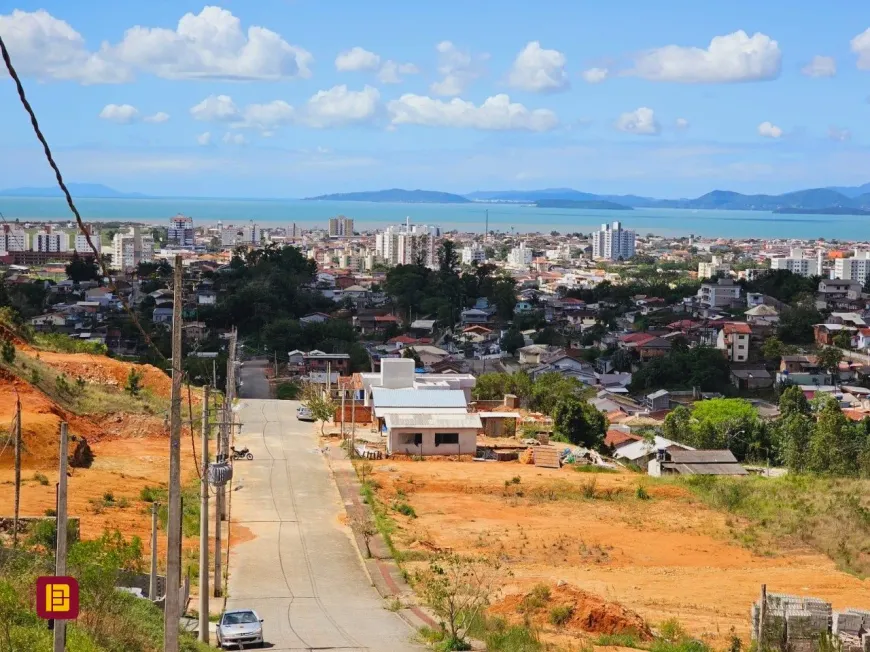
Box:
231;446;254;461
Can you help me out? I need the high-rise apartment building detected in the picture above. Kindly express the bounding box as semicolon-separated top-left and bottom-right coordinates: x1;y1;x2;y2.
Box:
770;247;819;277
221;222;262;248
33;228;69;253
111;227;154;270
167;214;195;248
834;250;870;284
375;219;440;268
698;255;730;279
508;242;533;267
73;225;100;254
0;225;29;253
592;222;636;260
328;215;354;238
461;243;486;265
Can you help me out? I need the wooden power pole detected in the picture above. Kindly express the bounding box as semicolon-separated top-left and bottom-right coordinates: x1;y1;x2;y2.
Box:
53;422;69;652
12;395;21;548
215;328;236;597
198;385;210;643
163;255;184;652
149;503;158;600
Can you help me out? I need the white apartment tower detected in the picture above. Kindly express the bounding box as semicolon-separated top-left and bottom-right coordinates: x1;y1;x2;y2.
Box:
167;214;195;248
221;222;262;248
111;227;154;271
74;225;100;254
33;227;69;253
770;247;819;277
461;243;486;265
328;215;354;238
0;225;29;253
592;222;636;260
375;219;440;268
508;242;533;267
834;250;870;284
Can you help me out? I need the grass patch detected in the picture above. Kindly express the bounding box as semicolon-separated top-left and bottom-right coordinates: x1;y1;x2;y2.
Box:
32;472;49;486
572;464;618;474
466;614;542;652
548;604;574;626
33;332;108;355
669;474;870;576
393;502;417;518
596;632;644;648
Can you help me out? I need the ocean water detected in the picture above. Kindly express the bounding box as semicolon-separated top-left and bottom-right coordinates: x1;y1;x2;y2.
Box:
0;195;866;240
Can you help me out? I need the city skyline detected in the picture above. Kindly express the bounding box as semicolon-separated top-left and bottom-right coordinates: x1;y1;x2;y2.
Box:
2;1;870;198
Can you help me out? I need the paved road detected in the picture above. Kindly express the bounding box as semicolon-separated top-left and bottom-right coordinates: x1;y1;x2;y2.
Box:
227;361;421;651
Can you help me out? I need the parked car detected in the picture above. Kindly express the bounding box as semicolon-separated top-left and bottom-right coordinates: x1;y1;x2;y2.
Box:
216;609;264;649
296;405;315;421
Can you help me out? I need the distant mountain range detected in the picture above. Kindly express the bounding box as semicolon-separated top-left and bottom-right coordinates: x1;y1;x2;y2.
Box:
535;199;632;210
0;183;147;199
304;188;471;203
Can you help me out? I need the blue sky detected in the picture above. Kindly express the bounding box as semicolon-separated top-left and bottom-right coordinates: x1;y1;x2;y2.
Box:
1;0;870;198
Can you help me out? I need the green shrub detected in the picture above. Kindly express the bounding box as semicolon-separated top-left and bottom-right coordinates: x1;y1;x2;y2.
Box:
549;604;574;626
32;472;49;486
394;502;417;518
139;486;159;502
519;584;551;611
596;632;643;648
636;485;651;500
276;381;301;400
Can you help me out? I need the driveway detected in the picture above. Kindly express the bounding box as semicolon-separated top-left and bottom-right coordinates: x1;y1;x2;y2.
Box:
226;362;421;651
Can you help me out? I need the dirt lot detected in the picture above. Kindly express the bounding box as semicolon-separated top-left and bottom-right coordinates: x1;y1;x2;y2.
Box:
369;459;870;647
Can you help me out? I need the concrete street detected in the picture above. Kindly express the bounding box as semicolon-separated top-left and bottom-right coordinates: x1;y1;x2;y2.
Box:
225;360;421;651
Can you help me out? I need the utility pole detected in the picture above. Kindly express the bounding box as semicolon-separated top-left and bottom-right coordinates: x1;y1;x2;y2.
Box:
53;422;69;652
340;383;346;440
12;395;21;548
215;328;236;597
164;254;184;652
198;385;210;644
149;503;158;600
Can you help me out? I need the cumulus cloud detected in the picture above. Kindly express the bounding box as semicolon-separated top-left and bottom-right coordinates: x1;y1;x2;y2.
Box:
581;67;609;84
197;131;212;146
801;55;836;78
302;85;380;128
108;6;312;81
615;107;660;135
223;132;247;145
238;100;295;130
190;95;241;122
335;46;380;71
675;117;690;130
630;30;781;83
828;126;852;142
387;93;558;131
144;112;170;123
851;29;870;71
430;41;487;96
0;9;128;84
99;104;140;124
508;41;569;92
758;121;783;138
378;60;420;84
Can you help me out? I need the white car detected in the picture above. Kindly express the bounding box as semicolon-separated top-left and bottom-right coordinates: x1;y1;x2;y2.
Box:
216;609;264;649
296;405;315;421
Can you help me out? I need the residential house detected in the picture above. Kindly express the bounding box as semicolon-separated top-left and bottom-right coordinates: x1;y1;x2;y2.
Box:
514;301;535;314
410;319;437;337
383;412;481;456
528;354;596;383
84;287;113;306
744;304;779;326
342;285;369;302
646;390;670;411
517;344;557;365
697;278;742;309
637;336;672;360
813;323;856;347
460;308;490;325
29;312;69;331
304;352;351;381
777;355;831;386
152;304;174;325
300;312;331;325
829;312;867;328
816;279;862;311
717;322;752;362
648;449;748;476
856;328;870;351
408;345;451;367
613;436;693;467
196;289;217;305
731;368;774;390
288;350;305;366
183;321;208;342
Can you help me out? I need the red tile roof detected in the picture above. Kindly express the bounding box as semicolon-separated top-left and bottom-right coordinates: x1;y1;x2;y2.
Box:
605;430;642;448
723;322;752;335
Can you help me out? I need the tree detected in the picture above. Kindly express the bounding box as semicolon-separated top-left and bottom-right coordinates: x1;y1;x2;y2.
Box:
499;329;525;355
663;399;766;460
778;385;810;418
414;554;500;648
833;332;853;350
817;346;843;375
807;396;856;475
778;305;823;344
402;347;423;368
302;384;337;435
610;347;633;372
350;511;377;558
472;372;532;402
761;337;785;364
124;368;143;396
65;251;100;283
529;373;585;415
774;413;813;472
0;338;14;364
553;397;607;449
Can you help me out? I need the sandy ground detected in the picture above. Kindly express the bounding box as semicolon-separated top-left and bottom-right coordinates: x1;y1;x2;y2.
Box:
369;459;870;648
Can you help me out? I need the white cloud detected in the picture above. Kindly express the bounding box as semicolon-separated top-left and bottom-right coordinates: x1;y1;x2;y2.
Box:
507;41;569;92
430;41;486;96
303;85;380;128
828;126;852;142
758;121;783;138
0;9;128;84
675;117;690;130
144;112;170;123
335;46;380;71
801;55;836;78
387;93;558;131
223;132;247;145
197;132;212;146
615;107;660;135
581;67;609;84
107;6;313;81
630;30;781;83
851;29;870;70
237;100;295;130
378;60;420;84
99;103;140;124
190;95;240;122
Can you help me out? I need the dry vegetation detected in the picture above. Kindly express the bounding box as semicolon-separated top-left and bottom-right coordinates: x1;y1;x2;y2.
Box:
365;459;870;649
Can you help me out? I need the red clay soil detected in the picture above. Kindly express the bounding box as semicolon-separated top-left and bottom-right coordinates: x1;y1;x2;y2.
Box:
490;584;653;639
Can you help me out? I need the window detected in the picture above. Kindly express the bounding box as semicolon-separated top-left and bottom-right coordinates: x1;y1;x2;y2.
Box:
399;433;423;446
737;344;745;350
435;433;459;446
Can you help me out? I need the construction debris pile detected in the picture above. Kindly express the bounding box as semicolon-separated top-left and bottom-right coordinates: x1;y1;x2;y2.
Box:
751;593;870;652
